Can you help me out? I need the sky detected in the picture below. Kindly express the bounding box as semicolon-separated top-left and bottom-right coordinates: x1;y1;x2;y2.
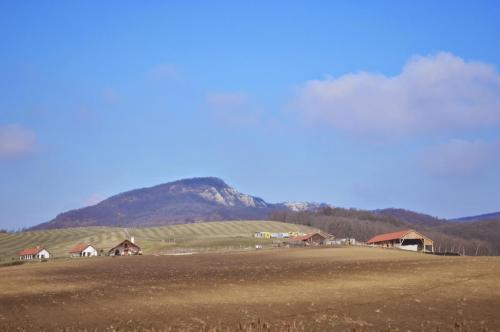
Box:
1;1;500;229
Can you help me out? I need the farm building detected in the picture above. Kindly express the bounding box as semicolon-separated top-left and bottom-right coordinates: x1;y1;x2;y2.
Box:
69;244;98;257
366;229;434;252
19;246;50;260
289;232;331;246
109;237;142;256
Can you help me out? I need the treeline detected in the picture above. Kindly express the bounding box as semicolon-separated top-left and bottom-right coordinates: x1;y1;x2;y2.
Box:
270;207;498;256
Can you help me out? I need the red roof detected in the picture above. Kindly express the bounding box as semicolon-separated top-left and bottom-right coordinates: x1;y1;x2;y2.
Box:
109;239;141;252
19;247;44;255
291;233;313;241
366;230;413;244
69;243;91;253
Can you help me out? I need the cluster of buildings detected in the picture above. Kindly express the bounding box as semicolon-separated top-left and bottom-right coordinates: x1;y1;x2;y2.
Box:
18;237;142;261
254;231;306;239
18;228;434;261
254;228;434;253
255;230;334;246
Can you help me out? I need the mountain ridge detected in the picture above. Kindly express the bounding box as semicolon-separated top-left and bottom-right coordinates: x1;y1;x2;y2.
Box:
30;176;499;233
31;177;329;230
452;211;500;223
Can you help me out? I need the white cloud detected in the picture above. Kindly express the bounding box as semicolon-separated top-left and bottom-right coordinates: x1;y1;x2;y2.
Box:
421;139;500;176
293;52;500;137
0;124;37;160
206;92;261;126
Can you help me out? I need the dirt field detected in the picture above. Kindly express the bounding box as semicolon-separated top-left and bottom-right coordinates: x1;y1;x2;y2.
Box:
1;247;499;331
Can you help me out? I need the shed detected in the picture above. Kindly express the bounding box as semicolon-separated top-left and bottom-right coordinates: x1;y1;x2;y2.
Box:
69;244;98;257
19;246;50;260
366;229;433;252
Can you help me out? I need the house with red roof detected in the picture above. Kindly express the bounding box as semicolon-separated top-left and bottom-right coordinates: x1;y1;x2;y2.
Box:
69;244;98;257
19;246;50;260
366;229;434;252
289;232;331;246
108;237;142;256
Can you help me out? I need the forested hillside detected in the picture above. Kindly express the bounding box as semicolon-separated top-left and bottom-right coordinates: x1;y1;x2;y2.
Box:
271;207;500;255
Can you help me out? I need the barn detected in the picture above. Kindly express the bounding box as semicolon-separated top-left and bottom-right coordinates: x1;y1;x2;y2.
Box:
109;238;142;256
289;232;330;246
366;229;434;252
69;244;98;257
19;246;50;260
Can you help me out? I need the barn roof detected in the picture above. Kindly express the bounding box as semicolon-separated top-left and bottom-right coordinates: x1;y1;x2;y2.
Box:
290;232;328;241
109;239;141;252
69;243;92;253
19;247;44;255
366;229;416;244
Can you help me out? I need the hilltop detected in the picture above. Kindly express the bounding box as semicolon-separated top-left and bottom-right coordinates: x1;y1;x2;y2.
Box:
453;211;500;222
31;177;329;230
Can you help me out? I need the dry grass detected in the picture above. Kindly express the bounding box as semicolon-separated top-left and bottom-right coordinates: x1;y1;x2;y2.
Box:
1;247;499;331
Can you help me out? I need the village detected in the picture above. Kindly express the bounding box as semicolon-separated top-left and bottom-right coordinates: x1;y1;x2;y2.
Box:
17;228;435;261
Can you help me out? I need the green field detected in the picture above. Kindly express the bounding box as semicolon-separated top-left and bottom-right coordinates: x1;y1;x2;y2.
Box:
0;220;315;260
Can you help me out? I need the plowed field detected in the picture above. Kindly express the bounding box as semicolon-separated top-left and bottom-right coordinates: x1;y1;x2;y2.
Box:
1;247;499;331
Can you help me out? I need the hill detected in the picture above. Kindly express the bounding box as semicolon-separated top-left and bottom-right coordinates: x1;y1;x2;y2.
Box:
0;220;314;260
271;207;500;255
453;211;500;222
374;208;446;227
31;177;328;230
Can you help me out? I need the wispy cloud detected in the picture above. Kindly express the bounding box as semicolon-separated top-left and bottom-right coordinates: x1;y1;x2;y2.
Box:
206;92;261;126
292;52;500;137
420;139;500;176
0;124;37;160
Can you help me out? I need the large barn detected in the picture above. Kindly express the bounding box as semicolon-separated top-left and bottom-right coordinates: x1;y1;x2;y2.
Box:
366;229;434;252
19;246;50;260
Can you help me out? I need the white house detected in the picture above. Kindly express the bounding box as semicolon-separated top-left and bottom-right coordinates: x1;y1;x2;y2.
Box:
69;243;98;257
19;246;50;260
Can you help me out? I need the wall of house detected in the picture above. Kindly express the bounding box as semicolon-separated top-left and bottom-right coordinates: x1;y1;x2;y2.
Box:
37;250;50;259
82;246;97;256
308;234;326;245
110;243;141;256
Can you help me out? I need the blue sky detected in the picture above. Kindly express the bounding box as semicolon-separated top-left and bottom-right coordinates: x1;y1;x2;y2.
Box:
1;1;500;229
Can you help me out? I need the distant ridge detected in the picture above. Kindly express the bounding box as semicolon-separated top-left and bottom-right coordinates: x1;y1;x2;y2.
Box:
453;211;500;223
374;208;446;227
29;176;499;241
31;177;329;230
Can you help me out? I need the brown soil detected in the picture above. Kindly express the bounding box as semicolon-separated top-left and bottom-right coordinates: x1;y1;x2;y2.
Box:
0;247;499;331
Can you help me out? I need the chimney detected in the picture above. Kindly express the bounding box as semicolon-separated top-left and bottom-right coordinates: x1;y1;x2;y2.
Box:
131;236;135;244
